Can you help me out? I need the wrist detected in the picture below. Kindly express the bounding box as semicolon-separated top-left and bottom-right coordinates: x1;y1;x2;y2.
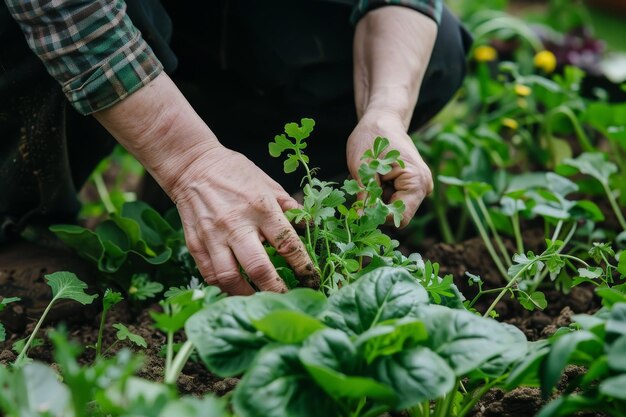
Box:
359;107;409;133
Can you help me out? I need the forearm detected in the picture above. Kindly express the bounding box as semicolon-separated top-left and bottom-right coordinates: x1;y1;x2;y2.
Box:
353;6;437;129
93;72;220;197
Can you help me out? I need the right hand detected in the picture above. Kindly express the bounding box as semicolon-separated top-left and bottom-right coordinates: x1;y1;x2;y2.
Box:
170;145;318;295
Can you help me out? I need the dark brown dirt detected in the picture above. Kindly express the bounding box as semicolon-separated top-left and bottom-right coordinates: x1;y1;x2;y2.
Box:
422;230;601;341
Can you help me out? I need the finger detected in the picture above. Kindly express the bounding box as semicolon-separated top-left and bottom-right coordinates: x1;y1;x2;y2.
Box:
382;165;428;228
228;227;288;293
206;242;255;295
261;214;320;290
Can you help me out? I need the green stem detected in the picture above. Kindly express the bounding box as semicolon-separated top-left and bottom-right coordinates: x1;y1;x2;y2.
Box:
436;380;459;417
529;223;577;293
165;340;195;385
165;331;174;378
544;106;594;166
512;211;524;255
476;198;511;266
15;296;58;365
602;181;626;232
433;171;454;244
455;208;469;242
457;378;505;417
483;262;534;318
95;308;108;359
93;172;116;214
550;220;563;243
465;193;510;281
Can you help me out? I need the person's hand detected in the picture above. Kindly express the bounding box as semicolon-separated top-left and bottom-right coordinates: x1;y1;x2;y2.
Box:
346;111;433;227
94;73;317;295
170;145;318;295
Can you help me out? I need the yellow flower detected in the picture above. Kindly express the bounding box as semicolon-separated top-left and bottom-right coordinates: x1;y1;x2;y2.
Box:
514;84;532;97
534;50;557;74
474;45;497;62
502;118;519;130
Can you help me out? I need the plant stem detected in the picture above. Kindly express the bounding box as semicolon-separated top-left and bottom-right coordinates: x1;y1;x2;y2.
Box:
93;172;116;214
165;331;174;378
550;220;563;243
435;381;458;417
512;211;524;254
529;223;577;293
15;296;59;365
95;308;108;359
483;262;533;318
165;340;195;385
602;182;626;232
457;377;504;417
476;198;511;266
432;172;454;244
465;193;510;281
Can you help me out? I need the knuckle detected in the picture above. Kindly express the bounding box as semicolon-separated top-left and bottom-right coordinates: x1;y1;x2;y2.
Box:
275;231;304;258
211;270;242;287
245;257;275;280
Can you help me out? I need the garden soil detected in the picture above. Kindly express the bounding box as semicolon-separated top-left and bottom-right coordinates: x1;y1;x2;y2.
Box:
0;232;609;417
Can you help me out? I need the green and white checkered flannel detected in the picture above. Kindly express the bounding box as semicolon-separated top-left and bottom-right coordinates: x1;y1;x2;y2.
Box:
5;0;441;116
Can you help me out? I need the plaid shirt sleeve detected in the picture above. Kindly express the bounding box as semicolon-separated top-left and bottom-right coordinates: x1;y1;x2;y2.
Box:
350;0;443;25
4;0;163;115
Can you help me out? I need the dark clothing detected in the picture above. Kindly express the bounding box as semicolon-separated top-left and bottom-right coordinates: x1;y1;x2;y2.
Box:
0;1;471;242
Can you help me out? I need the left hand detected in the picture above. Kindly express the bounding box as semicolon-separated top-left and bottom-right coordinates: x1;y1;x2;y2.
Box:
346;110;433;227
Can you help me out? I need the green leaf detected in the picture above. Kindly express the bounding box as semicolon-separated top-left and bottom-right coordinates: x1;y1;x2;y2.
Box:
322;267;428;335
355;318;428;364
418;305;526;376
113;323;147;348
599;374;626;400
46;271;98;305
129;273;164;301
607;303;626;335
159;395;231;417
387;200;406;227
253;310;326;344
373;347;455;409
269;134;294;157
299;329;396;402
0;296;21;312
618;251;626;276
0;323;5;342
342;179;362;195
233;345;339;417
103;289;123;312
186;297;268;377
284;118;315;141
607;335;626;371
519;291;547;311
284;154;300;173
541;330;602;397
562;153;617;185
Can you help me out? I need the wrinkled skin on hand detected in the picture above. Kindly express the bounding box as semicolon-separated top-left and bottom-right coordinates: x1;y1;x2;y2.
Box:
346;112;433;227
171;146;319;295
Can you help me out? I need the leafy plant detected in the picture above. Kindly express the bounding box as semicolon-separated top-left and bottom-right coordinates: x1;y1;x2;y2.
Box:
151;285;224;384
51;201;195;291
0;297;20;343
509;299;626;417
186;267;530;417
14;272;98;366
0;328;230;417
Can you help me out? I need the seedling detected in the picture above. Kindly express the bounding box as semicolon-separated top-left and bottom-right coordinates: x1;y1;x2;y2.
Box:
0;297;20;343
14;272;98;366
